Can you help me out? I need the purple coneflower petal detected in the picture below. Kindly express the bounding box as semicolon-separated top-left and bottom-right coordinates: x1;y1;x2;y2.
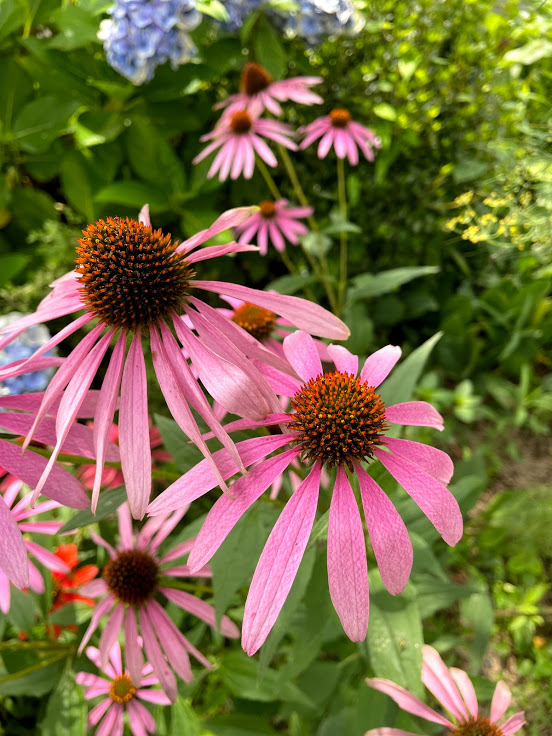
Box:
124;607;143;688
139;606;177;703
382;437;453;486
0;496;28;589
250;134;278;167
78;595;117;653
145;601;193;684
318;129;336;159
187;448;298;573
80;578;108;597
385;401;444;430
421;644;469;722
117;503;134;550
283;330;323;383
328;467;369;641
119;332;152;520
160;587;239;638
365;677;454;728
360;345;402;388
0;571;12;612
501;712;527;735
355;463;412;596
328;344;359;376
92;333;126;514
25;540;69;573
136;688;171;705
345;133;359;165
179;206;258;254
365;728;422;735
99;602;124;670
242;462;322;655
373;449;463;546
490;680;512;722
88;699;111;727
129;699;155;735
268;222;286;252
96;704;121;736
450;667;478;718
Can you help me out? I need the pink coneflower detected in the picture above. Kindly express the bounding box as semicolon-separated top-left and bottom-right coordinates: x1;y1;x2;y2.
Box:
149;332;462;655
76;641;170;735
77;503;239;702
193;111;298;180
299;108;381;164
365;644;526;736
0;206;348;518
0;476;70;609
234;199;313;255
216;62;323;117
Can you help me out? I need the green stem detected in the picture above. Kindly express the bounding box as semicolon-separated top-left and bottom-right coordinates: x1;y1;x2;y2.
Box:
280;248;297;274
337;156;348;316
256;156;283;200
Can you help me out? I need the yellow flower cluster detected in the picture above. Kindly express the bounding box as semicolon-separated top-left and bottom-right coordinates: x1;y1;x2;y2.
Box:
452;191;474;207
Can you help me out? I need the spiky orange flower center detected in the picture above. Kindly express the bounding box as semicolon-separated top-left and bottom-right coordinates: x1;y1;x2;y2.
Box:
330;108;352;128
288;371;387;470
109;674;136;704
103;549;159;606
230;111;253;134
259;200;277;218
451;718;504;736
76;218;193;331
231;302;277;342
241;62;273;95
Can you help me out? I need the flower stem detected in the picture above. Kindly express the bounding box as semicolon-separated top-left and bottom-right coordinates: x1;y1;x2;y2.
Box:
336;156;348;316
256;156;282;200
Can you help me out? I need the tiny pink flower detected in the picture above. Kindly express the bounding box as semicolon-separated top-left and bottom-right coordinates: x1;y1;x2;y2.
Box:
149;332;462;655
300;108;381;165
216;62;323;117
76;641;170;736
193;111;298;181
0;206;348;519
0;476;69;604
77;503;239;703
365;644;526;736
235;199;313;255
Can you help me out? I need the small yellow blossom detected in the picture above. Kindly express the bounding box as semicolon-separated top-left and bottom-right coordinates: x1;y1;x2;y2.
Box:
453;191;474;207
519;192;532;207
462;225;481;242
445;217;459;230
480;213;498;226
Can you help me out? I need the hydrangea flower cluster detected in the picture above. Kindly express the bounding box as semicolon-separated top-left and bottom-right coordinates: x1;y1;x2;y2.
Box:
98;0;202;85
0;314;56;396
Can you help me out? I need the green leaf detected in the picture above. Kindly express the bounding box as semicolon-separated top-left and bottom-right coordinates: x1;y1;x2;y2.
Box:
461;589;494;670
154;414;204;473
125;116;187;195
414;573;479;619
0;253;30;285
10;186;59;231
364;577;424;697
254;22;286;79
7;587;36;633
503;39;552;65
74;110;125;148
373;103;397;121
0;656;65;697
207;714;278;735
60;149;98;221
379;331;442;408
49;5;100;51
13;96;80;153
0;57;33;132
40;670;87;736
347;266;439;302
95;180;169;212
267;272;315;295
59;486;126;533
169;697;201;736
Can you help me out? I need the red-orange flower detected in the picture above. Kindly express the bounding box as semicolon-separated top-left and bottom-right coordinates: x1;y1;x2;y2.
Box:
51;544;98;610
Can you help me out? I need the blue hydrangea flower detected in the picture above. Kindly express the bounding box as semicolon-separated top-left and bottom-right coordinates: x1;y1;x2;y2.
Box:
219;0;264;31
0;314;55;397
99;0;202;85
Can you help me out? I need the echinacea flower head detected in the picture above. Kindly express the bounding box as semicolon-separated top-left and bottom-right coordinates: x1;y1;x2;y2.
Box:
365;644;526;736
77;504;240;702
0;206;348;519
76;641;170;735
0;477;69;610
149;332;462;655
98;0;202;85
193;111;298;180
235;199;313;255
216;62;323;117
0;313;57;396
300;108;381;165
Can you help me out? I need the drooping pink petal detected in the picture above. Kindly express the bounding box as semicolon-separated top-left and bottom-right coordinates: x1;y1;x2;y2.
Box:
327;344;359;376
364;730;422;736
136;689;171;705
382;437;454;486
126;701;148;736
421;645;469;722
0;569;11;612
365;678;454;728
501;712;527;735
242;463;322;656
360;346;402;388
147;434;293;515
117;504;134;550
99;603;124;670
95;702;120;736
327;467;369;641
187;448;298;574
147;508;187;553
0;440;88;509
185;241;258;264
0;390;101;417
119;333;151;520
24;540;69;573
490;680;512;722
355;463;412;595
145;601;193;685
92;333;126;514
159;587;239;638
87;699;111;727
193;280;350;340
179;206;259;254
283;331;323;383
124;607;143;689
129;699;156;734
78;595;117;653
450;667;478;719
0;495;28;589
385;401;444;431
373;449;463;546
139;606;177;703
